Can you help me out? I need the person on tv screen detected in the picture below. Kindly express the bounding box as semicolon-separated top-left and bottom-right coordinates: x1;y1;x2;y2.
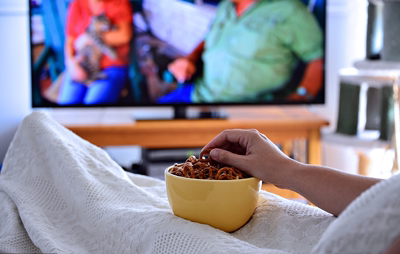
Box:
159;0;324;103
58;0;133;105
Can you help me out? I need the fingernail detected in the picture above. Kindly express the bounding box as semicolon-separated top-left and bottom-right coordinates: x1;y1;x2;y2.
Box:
210;149;218;159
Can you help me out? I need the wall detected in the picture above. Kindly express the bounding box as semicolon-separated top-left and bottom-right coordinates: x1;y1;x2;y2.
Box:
0;0;367;163
315;0;367;133
0;0;32;163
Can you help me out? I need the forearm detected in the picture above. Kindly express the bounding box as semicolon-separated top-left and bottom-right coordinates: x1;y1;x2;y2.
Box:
299;58;323;96
187;41;205;63
289;58;323;100
102;22;132;46
205;129;382;216
65;37;75;65
285;163;381;216
205;129;382;217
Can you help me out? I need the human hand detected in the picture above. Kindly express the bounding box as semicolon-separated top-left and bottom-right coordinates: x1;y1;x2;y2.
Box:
202;129;300;189
74;33;93;51
168;58;196;83
67;57;88;83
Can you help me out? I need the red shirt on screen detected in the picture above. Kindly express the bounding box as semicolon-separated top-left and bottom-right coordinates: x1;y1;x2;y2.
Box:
66;0;133;69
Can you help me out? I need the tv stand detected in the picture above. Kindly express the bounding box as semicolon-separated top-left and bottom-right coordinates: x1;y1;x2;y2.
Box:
61;106;328;165
134;106;228;121
174;105;187;119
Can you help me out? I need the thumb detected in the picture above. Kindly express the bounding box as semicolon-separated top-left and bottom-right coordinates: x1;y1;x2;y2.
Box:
210;148;246;170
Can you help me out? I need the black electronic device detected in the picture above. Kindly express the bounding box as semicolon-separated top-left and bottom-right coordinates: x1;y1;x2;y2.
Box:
30;0;326;120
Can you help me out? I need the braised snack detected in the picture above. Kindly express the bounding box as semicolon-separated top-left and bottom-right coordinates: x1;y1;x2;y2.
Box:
168;149;248;180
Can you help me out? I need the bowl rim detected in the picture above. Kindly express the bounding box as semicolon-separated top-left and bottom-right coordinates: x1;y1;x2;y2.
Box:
164;166;259;182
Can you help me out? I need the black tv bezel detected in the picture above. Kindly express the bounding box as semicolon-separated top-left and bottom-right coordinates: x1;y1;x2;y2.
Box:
29;0;327;109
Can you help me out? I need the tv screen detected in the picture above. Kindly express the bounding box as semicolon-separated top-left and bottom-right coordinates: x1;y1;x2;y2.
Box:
30;0;326;108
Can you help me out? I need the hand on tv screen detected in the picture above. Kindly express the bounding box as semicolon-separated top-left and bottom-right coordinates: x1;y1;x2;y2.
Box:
168;58;197;83
67;57;88;83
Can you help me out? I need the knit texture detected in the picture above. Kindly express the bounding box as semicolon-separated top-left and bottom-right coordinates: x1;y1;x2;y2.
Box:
312;169;400;253
3;111;396;253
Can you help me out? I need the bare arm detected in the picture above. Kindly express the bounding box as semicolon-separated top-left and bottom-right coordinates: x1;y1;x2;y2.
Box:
288;58;324;100
64;35;88;82
65;36;75;64
285;164;380;216
202;129;381;216
102;21;133;46
187;41;205;64
168;41;205;83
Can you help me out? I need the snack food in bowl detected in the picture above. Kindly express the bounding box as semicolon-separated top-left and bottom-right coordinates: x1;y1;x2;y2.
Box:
165;149;261;232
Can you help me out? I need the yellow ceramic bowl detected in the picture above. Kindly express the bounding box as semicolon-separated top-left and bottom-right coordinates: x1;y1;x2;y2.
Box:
165;166;261;232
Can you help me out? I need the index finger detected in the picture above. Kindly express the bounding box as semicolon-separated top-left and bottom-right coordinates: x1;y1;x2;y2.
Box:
202;129;251;152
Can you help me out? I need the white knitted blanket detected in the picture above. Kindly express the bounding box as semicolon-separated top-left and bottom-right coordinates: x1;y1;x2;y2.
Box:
0;112;396;253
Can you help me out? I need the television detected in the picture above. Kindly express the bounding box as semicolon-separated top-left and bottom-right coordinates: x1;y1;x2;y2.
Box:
30;0;326;119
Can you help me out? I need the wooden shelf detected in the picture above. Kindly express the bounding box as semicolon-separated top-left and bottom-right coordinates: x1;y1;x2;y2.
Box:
262;183;305;200
62;106;329;165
